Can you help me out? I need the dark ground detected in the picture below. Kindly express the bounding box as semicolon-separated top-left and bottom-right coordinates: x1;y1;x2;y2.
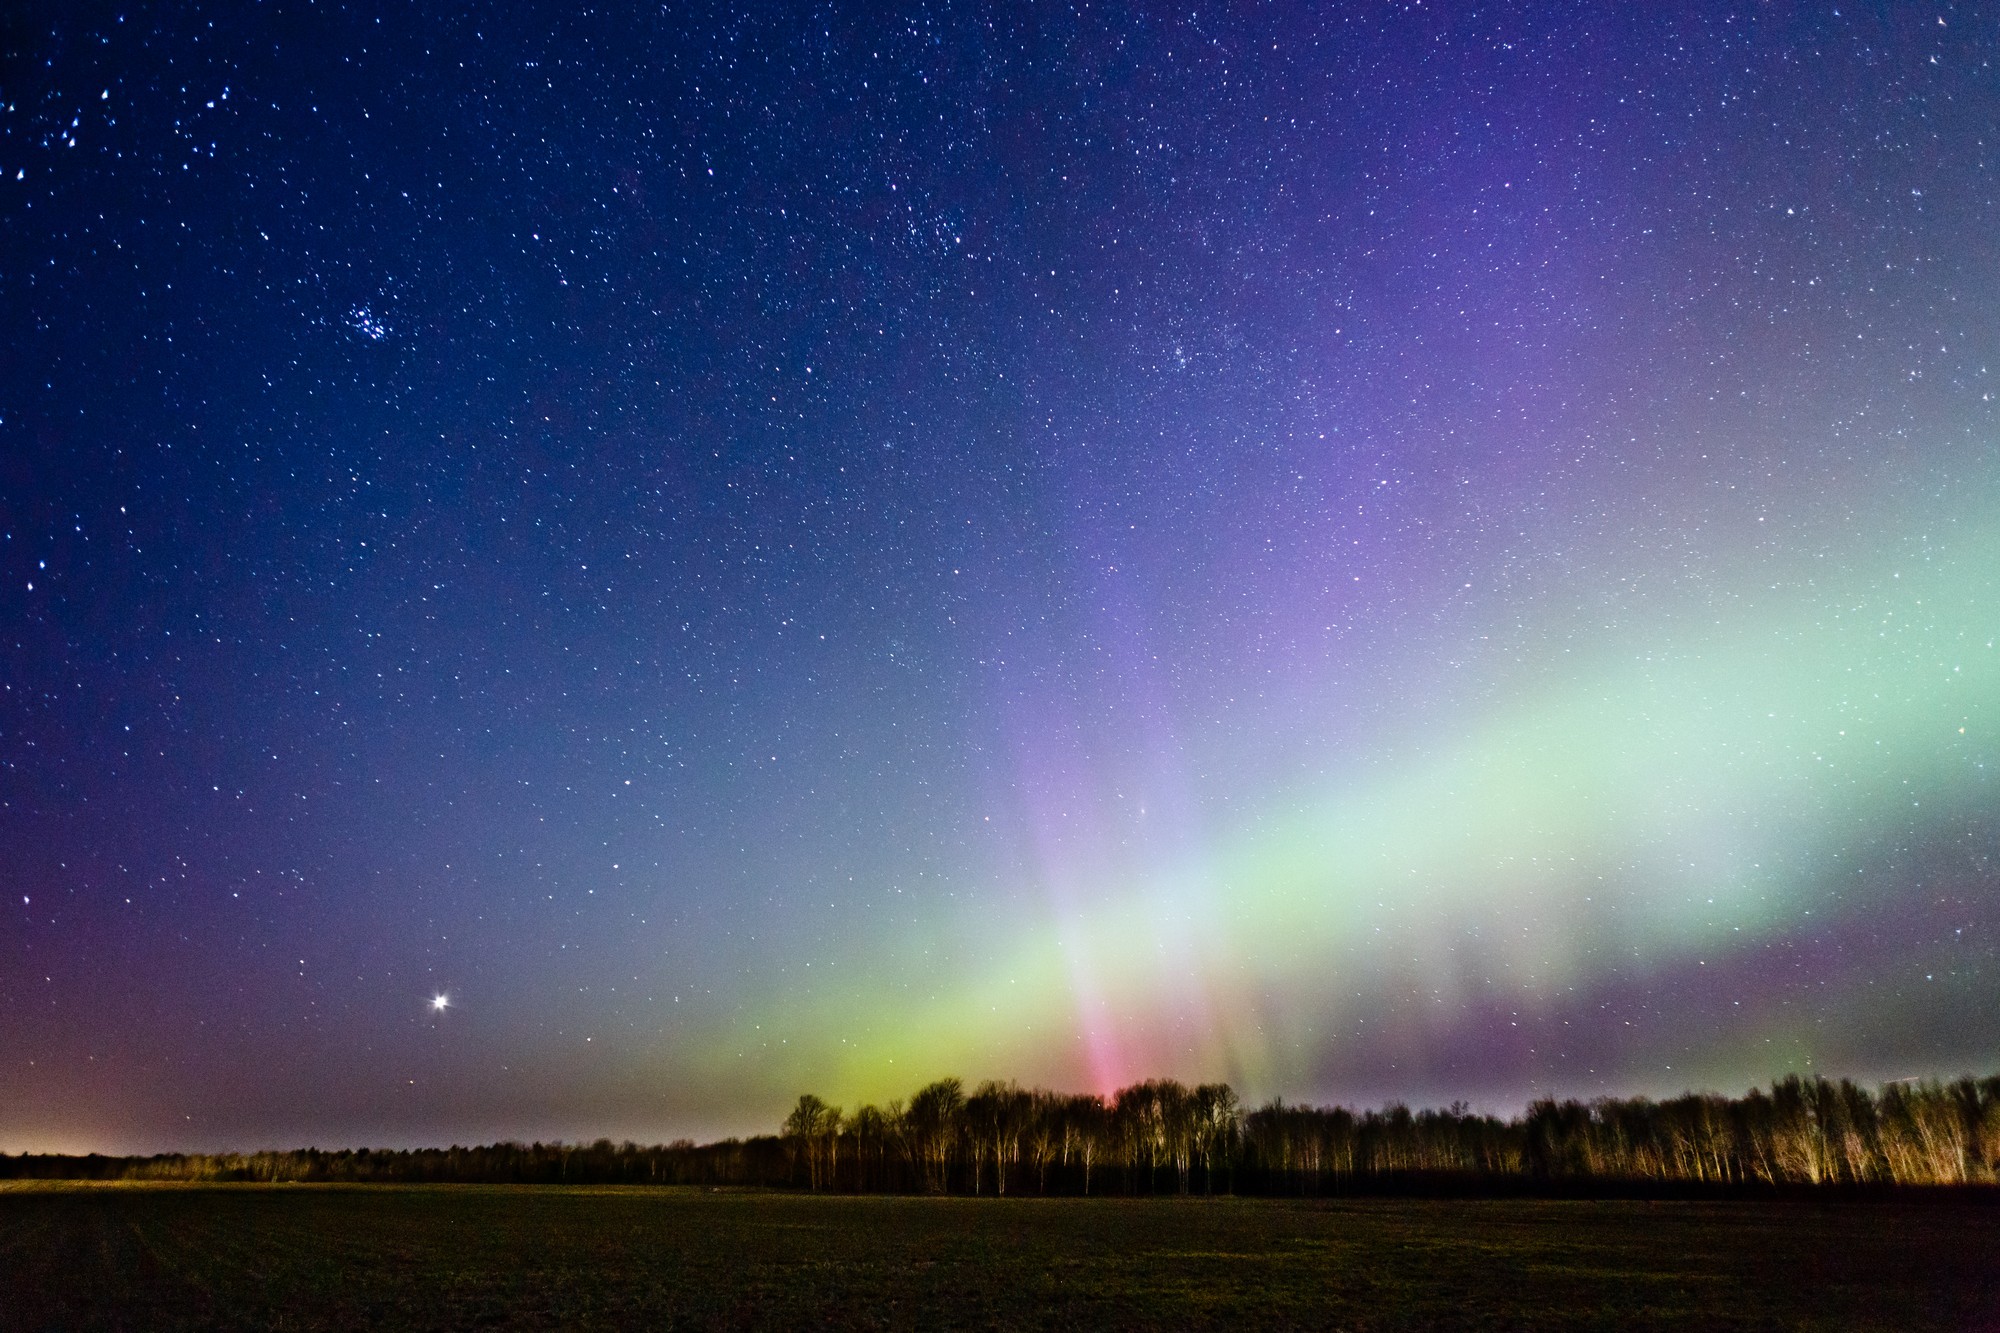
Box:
1;1183;1995;1330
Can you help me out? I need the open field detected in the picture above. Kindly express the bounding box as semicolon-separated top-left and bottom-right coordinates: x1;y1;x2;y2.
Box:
2;1183;1996;1331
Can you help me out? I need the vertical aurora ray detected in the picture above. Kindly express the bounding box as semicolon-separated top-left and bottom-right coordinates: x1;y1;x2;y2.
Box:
703;502;1998;1106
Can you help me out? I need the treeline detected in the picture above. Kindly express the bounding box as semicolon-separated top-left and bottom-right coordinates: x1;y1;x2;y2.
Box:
0;1138;791;1187
6;1073;1997;1194
773;1073;2000;1195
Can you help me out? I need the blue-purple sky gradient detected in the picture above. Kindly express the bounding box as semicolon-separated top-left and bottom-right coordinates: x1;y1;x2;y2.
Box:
2;2;1996;1152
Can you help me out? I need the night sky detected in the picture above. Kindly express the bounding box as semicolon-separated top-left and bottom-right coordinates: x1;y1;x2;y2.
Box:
4;3;1997;1154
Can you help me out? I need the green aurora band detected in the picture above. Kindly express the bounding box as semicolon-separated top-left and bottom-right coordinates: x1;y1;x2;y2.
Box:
692;502;1997;1111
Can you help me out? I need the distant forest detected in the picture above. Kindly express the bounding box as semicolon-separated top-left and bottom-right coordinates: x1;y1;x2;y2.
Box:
7;1073;1998;1194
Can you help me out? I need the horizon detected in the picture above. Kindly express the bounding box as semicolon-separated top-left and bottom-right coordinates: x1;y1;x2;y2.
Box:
11;1065;1996;1161
5;4;1996;1155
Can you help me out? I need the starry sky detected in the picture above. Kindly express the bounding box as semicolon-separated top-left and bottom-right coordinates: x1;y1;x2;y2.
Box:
3;2;1997;1154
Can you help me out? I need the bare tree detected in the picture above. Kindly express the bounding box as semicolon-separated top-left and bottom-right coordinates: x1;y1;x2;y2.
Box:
783;1094;842;1190
904;1078;965;1193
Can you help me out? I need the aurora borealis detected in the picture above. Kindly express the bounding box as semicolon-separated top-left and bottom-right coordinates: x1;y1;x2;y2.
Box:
3;4;1996;1152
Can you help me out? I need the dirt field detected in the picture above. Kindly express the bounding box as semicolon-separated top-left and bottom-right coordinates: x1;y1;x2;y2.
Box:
2;1182;1996;1330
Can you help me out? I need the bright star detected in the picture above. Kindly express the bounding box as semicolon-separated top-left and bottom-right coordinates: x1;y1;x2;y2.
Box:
430;994;450;1012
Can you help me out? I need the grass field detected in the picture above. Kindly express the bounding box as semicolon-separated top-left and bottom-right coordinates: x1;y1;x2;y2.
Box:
2;1183;1996;1330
